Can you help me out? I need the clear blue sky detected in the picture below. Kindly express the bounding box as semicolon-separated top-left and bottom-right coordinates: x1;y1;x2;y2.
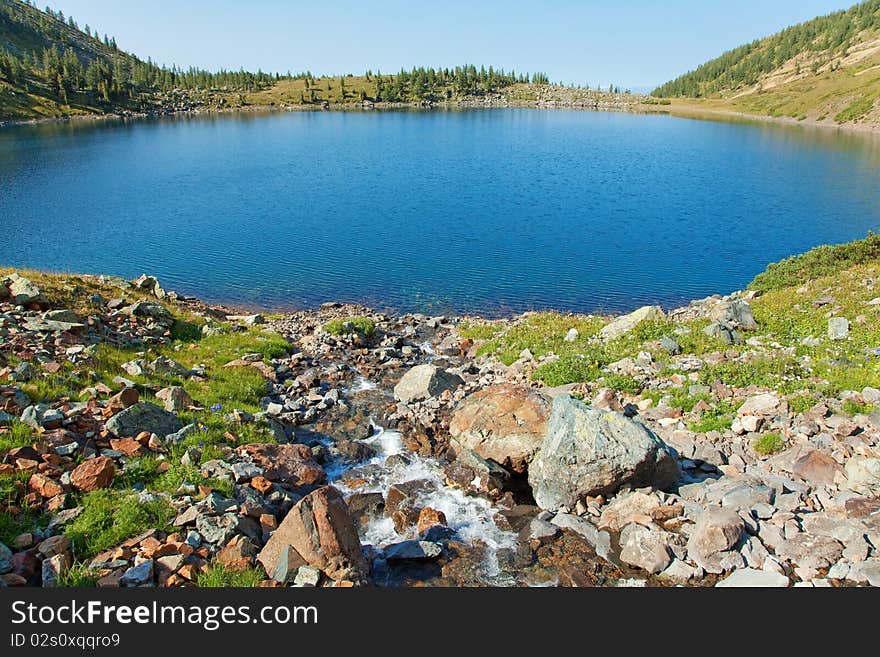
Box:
49;0;857;90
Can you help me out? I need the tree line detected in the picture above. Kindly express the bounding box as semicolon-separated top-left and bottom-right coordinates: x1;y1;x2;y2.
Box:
653;0;880;97
0;0;553;107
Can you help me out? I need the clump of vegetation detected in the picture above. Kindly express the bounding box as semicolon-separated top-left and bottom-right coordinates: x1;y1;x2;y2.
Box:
64;489;174;559
57;563;102;588
835;94;876;123
750;233;880;293
842;399;876;417
323;316;377;338
0;421;36;452
195;563;265;588
753;432;785;456
688;401;739;433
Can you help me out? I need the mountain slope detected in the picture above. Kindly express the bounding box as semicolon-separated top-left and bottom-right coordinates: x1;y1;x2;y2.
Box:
654;0;880;129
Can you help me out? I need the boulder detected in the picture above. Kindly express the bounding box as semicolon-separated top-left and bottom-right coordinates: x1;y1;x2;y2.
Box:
70;456;116;492
237;444;325;486
528;395;680;510
383;540;443;562
105;402;184;438
619;524;673;574
7;274;46;307
449;384;550;473
257;486;367;582
828;317;850;341
155;387;193;413
738;393;781;417
703;322;742;345
845;450;880;495
710;299;758;330
686;506;744;574
715;568;789;587
599;305;665;341
791;449;846;486
393;364;463;403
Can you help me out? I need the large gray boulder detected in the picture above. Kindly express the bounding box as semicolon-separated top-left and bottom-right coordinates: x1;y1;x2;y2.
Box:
7;273;46;307
105;401;184;438
710;299;758;330
393;364;463;403
528;395;680;510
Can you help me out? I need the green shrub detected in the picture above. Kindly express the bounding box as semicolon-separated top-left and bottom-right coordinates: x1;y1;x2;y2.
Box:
835;95;875;123
0;421;37;452
753;432;785;456
750;233;880;293
57;563;101;588
323;316;376;338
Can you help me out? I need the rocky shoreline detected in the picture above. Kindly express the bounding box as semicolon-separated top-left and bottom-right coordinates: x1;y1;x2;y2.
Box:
1;261;879;588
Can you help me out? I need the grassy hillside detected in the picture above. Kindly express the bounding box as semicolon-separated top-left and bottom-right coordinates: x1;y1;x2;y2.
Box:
654;0;880;129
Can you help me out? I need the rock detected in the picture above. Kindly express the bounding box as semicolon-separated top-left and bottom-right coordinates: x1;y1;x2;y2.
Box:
720;484;775;511
36;535;69;558
28;473;63;499
845;451;880;495
196;513;242;545
703;322;741;345
106;402;184;438
597;492;660;532
564;328;579;342
715;568;789;587
393;364;463;403
293;565;322;587
238;444;325;486
227;314;265;326
271;546;302;584
449;384;550;473
828;317;850;341
791;449;846;486
775;534;843;570
155;387;193;413
599;305;665;341
528;395;680;510
70;456;116;491
257;486;367;582
107;387;140;413
120;559;154;587
417;507;447;534
659;336;681;355
686;506;744;574
550;513;613;561
41;553;71;588
383;540;443;561
619;524;672;574
522;517;560;545
216;535;258;571
738;393;781;417
230;462;264;483
7;274;46;307
710;299;758;330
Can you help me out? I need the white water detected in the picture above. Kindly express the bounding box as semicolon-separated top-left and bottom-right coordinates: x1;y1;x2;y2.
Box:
327;399;517;582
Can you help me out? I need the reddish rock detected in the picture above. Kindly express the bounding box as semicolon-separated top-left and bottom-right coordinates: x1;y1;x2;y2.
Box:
238;444;325;486
792;449;845;486
251;476;273;494
36;535;70;558
417;507;447;534
217;535;259;571
449;384;550;473
28;473;63;498
11;551;40;581
109;437;146;457
96;571;124;588
257;486;367;582
1;573;28;587
70;456;116;491
106;387;139;415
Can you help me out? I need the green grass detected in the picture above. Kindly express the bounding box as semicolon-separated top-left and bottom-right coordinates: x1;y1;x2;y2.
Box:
474;312;606;366
835;94;876;123
323;316;377;338
687;400;739;433
195;563;265;587
753;432;785;456
842;399;876;417
0;421;37;452
749;233;880;294
64;489;174;560
57;563;102;588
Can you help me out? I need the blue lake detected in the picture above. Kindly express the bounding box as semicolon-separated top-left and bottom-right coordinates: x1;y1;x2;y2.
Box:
2;109;880;315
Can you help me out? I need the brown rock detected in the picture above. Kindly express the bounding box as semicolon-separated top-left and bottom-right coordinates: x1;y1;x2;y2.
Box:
257;486;367;582
251;476;273;494
417;507;447;534
791;449;845;486
449;384;550;473
96;571;124;588
1;573;28;587
110;437;146;457
36;535;70;558
28;473;63;499
217;535;259;571
70;456;116;491
106;387;139;415
238;444;325;486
